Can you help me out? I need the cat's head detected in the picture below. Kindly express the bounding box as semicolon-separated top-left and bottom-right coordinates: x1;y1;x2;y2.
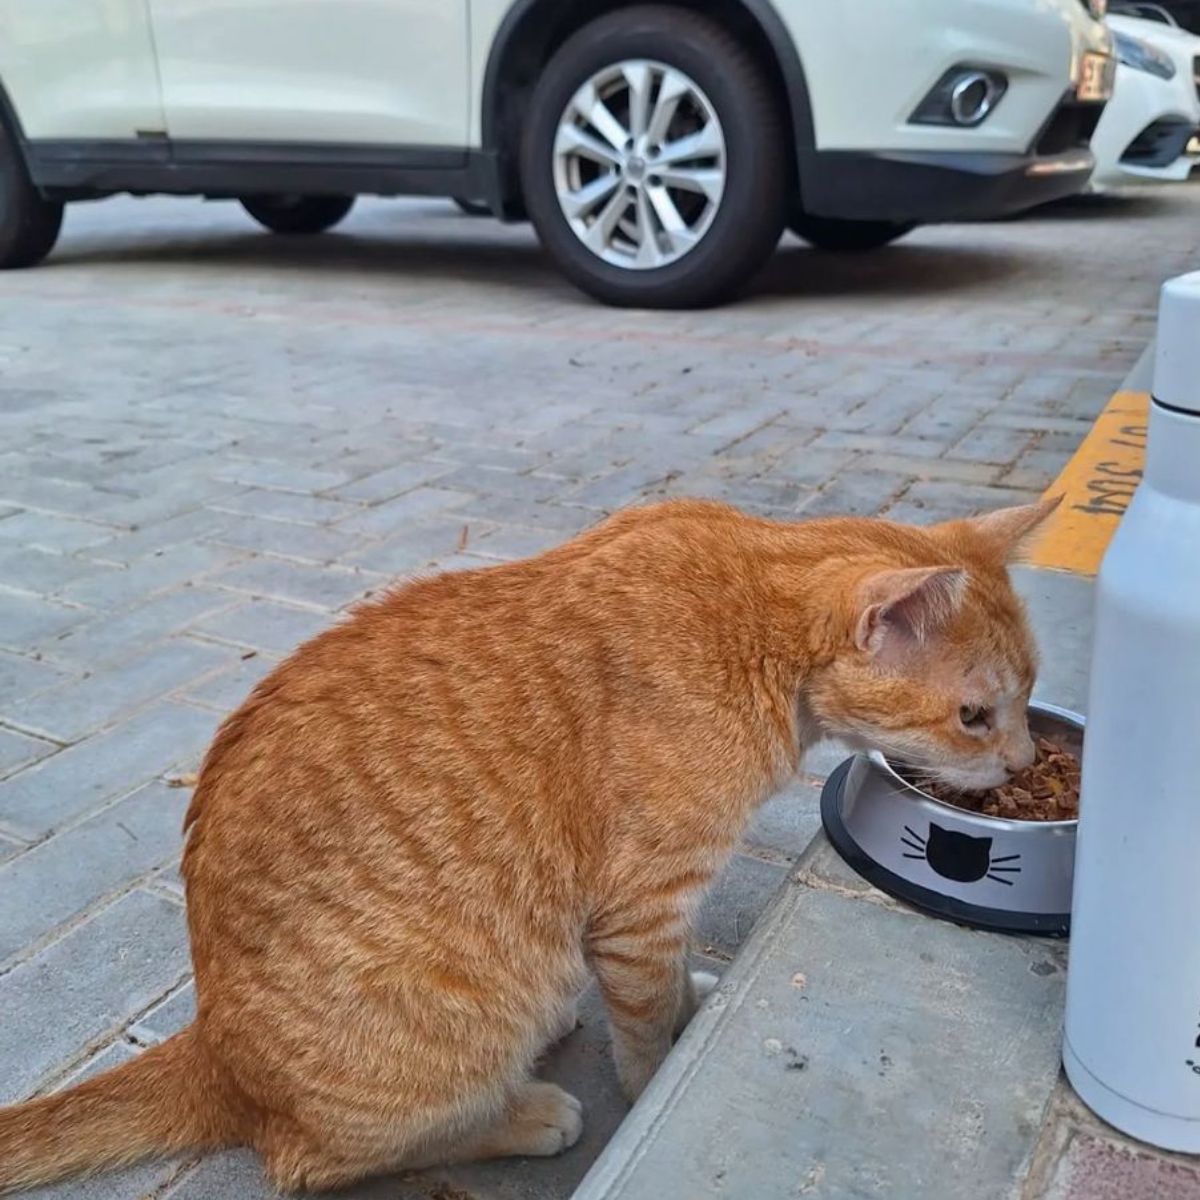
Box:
808;499;1058;793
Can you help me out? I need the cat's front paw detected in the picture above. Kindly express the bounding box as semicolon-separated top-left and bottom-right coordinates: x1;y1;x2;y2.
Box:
518;1083;584;1156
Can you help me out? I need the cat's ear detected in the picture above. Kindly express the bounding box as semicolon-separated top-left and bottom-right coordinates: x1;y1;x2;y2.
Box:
855;566;967;656
954;496;1062;561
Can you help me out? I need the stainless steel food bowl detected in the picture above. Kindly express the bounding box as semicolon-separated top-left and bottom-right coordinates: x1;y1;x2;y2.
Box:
820;702;1083;936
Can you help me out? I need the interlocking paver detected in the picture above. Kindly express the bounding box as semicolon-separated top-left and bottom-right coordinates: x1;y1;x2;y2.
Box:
191;597;332;655
0;781;188;963
84;509;231;566
1044;1130;1200;1200
209;487;358;526
802;469;911;518
0;188;1196;1199
951;423;1037;464
324;460;456;504
0;728;56;780
8;639;232;744
44;585;235;668
0;544;117;597
180;655;277;714
206;514;360;564
0;592;90;650
212;459;355;494
897;478;1041;519
469;523;578;561
0;701;220;841
59;544;234;611
128;980;196;1046
209;556;382;612
0;475;124;524
0;649;71;708
333;485;474;537
0;888;188;1103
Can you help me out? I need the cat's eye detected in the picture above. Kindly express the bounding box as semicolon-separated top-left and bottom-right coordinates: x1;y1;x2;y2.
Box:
959;704;991;731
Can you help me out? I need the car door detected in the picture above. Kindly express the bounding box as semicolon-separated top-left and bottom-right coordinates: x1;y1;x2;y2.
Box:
145;1;470;149
0;0;165;139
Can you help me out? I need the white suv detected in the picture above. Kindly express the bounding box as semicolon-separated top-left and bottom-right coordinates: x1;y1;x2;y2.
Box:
0;1;1113;308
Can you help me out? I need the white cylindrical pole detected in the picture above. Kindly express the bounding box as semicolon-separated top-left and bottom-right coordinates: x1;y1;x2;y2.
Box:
1064;270;1200;1151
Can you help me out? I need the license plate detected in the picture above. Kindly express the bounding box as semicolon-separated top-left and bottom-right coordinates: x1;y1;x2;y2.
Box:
1077;52;1116;102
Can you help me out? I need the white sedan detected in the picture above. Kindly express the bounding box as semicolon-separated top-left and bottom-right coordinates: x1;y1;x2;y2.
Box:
1090;10;1200;189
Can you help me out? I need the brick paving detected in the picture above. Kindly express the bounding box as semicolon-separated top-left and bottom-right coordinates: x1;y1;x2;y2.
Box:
1;186;1199;1198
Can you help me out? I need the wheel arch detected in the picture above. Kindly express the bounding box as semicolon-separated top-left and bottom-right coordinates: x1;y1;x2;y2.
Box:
0;77;29;147
480;0;814;218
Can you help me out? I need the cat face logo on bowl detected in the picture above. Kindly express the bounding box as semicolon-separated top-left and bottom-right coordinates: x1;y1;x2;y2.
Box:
901;823;1021;885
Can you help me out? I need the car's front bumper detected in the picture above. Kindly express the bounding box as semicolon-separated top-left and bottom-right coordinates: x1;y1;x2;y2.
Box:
777;0;1112;157
800;142;1097;224
1089;60;1200;190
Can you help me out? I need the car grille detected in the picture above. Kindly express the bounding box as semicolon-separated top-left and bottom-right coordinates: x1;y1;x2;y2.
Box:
1035;100;1105;155
1121;117;1197;167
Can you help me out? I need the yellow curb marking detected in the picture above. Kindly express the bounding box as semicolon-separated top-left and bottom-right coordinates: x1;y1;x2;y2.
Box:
1029;391;1149;576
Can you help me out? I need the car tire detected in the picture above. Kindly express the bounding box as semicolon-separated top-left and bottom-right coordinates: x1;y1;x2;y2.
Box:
520;5;788;309
0;123;64;269
453;197;491;217
789;213;915;252
241;195;355;235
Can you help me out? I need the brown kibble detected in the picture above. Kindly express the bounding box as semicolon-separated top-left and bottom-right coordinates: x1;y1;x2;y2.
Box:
909;738;1080;822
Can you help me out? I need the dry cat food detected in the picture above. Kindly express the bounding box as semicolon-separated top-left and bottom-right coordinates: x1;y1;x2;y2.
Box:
915;736;1081;821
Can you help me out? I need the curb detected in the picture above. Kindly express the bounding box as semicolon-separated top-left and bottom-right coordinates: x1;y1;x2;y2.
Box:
1029;343;1153;577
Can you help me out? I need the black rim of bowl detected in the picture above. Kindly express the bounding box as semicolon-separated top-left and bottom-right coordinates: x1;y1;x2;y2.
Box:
820;759;1071;938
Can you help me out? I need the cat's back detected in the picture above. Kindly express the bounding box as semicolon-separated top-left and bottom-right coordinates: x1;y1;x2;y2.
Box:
183;498;761;854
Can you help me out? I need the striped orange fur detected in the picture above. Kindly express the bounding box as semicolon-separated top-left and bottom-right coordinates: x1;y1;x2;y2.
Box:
0;496;1055;1193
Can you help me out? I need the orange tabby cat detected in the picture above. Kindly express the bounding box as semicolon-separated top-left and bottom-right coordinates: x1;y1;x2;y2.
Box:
0;496;1056;1194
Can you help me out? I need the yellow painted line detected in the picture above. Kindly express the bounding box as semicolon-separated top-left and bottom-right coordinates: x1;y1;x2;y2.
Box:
1029;390;1148;576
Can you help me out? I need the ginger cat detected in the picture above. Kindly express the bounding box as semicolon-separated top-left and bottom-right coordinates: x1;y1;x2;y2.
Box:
0;497;1056;1194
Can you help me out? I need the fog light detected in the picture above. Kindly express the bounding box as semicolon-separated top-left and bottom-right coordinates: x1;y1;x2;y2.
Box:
911;67;1008;128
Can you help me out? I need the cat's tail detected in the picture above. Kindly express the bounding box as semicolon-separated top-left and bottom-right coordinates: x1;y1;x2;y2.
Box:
0;1026;245;1194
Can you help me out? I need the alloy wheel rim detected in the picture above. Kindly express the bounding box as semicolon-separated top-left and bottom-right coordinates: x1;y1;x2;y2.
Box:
552;59;727;271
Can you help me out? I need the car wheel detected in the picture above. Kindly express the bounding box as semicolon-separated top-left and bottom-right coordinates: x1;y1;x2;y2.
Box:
453;197;491;217
521;5;788;309
789;213;915;252
241;195;355;235
0;123;64;269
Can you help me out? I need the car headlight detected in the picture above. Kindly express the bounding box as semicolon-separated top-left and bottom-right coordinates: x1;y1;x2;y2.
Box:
1113;31;1177;80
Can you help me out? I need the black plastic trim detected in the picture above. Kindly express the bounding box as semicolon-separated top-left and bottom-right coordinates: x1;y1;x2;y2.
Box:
1119;116;1197;168
1152;395;1200;418
820;760;1071;938
24;139;489;200
797;147;1095;223
0;77;30;152
738;0;816;151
